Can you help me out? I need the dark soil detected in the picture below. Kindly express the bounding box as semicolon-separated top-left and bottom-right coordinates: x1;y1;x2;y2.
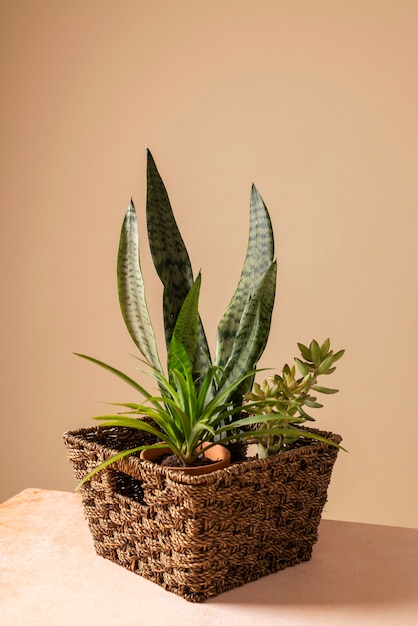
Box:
159;454;215;468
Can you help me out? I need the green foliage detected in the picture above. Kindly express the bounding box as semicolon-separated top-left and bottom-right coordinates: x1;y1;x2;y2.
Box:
76;151;345;485
118;149;276;403
76;149;279;483
145;151;211;377
215;184;275;400
75;277;258;487
117;199;162;373
244;339;345;458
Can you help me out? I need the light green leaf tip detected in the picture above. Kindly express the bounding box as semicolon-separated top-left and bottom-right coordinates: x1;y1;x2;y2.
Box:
215;184;275;369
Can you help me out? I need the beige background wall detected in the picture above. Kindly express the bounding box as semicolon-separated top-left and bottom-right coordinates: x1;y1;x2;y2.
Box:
1;1;417;528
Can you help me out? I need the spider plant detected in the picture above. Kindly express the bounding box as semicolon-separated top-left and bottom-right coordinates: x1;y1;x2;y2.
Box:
75;275;264;487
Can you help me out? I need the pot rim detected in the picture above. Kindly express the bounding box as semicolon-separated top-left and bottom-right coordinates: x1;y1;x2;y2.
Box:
140;441;231;475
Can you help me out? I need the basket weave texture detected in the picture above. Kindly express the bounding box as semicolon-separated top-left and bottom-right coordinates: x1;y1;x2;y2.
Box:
64;425;341;602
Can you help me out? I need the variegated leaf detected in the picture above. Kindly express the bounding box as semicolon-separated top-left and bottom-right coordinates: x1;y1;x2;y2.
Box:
215;184;274;368
218;259;277;401
117;200;162;372
146;149;211;373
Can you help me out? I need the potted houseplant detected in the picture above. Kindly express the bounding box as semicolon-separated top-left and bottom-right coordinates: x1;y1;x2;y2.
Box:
64;150;344;602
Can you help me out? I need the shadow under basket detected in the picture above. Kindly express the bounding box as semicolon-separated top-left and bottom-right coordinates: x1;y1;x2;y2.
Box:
63;425;342;602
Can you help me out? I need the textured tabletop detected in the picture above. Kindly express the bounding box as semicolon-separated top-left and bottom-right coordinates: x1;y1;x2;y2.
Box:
1;488;417;625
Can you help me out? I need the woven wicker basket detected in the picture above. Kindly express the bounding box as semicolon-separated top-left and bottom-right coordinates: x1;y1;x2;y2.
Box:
64;425;341;602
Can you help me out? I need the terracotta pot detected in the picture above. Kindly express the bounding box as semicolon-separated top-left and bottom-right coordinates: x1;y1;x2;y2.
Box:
140;441;230;475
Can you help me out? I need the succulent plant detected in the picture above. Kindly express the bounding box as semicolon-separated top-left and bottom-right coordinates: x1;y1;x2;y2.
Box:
243;339;345;457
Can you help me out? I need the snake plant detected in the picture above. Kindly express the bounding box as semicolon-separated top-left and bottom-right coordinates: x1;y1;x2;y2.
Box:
75;150;277;476
118;149;276;406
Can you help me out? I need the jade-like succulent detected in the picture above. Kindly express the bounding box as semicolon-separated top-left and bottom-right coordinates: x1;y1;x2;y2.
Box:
243;339;345;457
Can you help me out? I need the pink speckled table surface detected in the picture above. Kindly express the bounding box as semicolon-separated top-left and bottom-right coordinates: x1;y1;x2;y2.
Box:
1;488;417;626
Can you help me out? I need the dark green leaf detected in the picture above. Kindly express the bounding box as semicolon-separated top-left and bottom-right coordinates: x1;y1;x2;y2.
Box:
320;338;331;357
146;150;211;372
309;339;321;366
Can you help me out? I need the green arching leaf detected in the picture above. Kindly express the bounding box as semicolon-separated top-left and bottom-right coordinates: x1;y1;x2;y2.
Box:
298;406;316;422
93;415;168;439
196;365;221;414
117;200;162;372
75;442;167;490
198;368;261;424
216;425;345;452
170;274;201;369
218;413;305;432
167;335;192;382
215;184;274;369
74;353;156;401
312;385;339;394
304;398;324;409
146;149;211;373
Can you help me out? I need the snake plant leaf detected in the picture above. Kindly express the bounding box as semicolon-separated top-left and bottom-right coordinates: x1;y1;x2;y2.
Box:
217;259;277;401
215;184;274;369
146;149;211;374
117;200;162;372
